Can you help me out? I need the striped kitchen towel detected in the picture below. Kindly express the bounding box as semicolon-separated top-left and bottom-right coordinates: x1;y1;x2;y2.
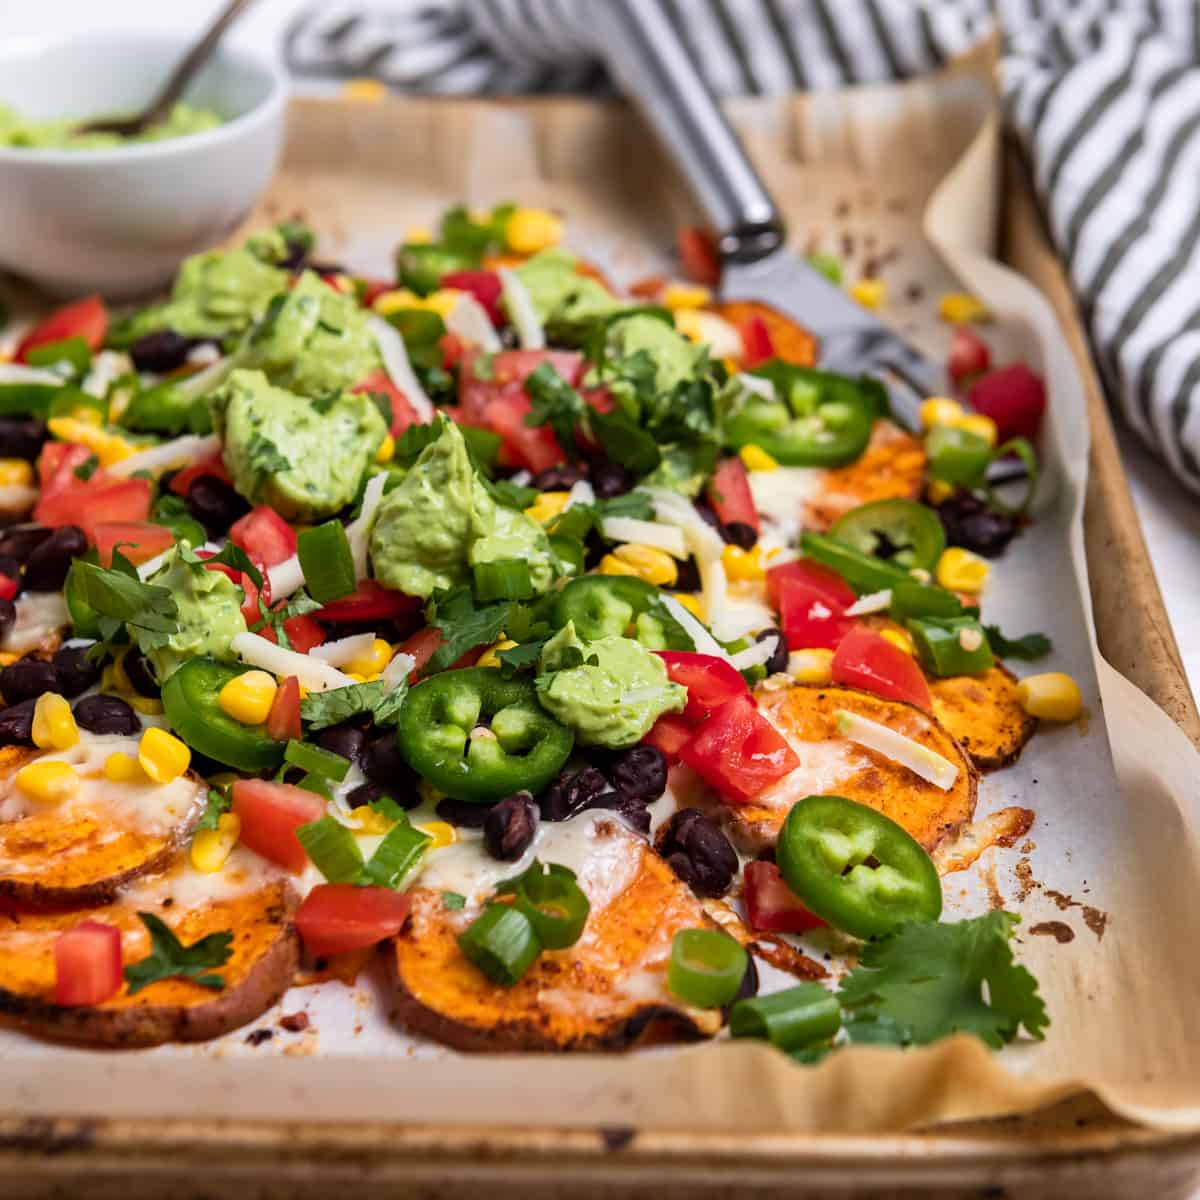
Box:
284;0;1200;493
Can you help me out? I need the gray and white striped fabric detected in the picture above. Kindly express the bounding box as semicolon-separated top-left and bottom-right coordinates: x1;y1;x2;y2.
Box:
284;0;1200;493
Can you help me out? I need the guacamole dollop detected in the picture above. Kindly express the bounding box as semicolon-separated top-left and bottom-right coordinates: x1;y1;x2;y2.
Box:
234;271;380;397
0;102;221;151
212;369;387;522
134;548;247;681
515;249;626;327
535;622;686;748
604;313;707;398
369;421;557;599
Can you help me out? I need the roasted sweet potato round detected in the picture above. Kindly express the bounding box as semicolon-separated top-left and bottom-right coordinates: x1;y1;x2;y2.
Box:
930;664;1038;770
710;299;818;367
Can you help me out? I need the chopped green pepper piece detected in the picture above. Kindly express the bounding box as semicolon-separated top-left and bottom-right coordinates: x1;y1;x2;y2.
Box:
906;616;994;677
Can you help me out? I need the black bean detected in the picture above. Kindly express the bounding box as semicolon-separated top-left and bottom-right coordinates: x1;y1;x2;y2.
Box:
186;476;250;538
347;780;420;810
0;599;14;644
363;734;412;787
122;647;160;698
609;793;652;835
0;657;59;705
671;556;702;593
609;744;668;803
531;464;587;492
588;456;633;499
757;629;789;676
128;330;197;374
730;951;759;1008
657;808;738;898
0;697;36;746
0;418;48;462
52;645;101;698
435;796;490;828
721;521;758;550
315;723;366;769
0;525;52;564
23;525;86;591
483;791;539;861
73;693;140;736
934;491;1019;559
539;765;616;822
694;501;722;531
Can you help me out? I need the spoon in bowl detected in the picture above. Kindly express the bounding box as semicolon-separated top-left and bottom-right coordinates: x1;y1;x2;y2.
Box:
75;0;260;138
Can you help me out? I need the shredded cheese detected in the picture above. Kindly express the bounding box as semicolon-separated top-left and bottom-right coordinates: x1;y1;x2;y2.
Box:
176;355;231;399
83;350;131;399
310;633;375;667
497;266;545;350
109;433;221;479
345;471;387;582
445;293;501;352
381;651;416;690
599;516;689;559
231;633;355;693
844;589;893;617
730;634;779;672
834;709;959;791
658;592;732;663
367;315;434;423
565;479;595;509
0;363;66;386
265;555;305;602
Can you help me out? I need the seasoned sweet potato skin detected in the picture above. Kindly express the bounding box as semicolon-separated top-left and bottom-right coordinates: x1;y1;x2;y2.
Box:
390;834;725;1052
0;881;298;1046
930;664;1038;770
710;299;818;367
731;683;977;854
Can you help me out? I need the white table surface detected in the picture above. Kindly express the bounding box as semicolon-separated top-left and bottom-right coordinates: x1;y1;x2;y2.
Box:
6;0;1199;704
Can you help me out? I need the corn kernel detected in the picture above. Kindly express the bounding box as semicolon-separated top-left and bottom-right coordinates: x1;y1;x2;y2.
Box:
949;413;998;446
850;278;887;309
31;692;78;751
523;490;570;525
417;778;444;807
16;760;80;803
598;554;639;579
661;282;712;310
926;479;955;505
376;434;395;463
1016;673;1082;722
673;309;706;342
405;225;433;245
103;751;143;783
938;292;990;326
128;696;164;716
504;207;563;255
612;543;678;587
920;397;965;430
345;638;393;678
789;648;834;684
738;444;778;472
935;547;990;594
477;638;518;669
880;627;916;656
341;78;386;102
417;820;457;849
721;543;764;583
0;459;33;487
138;727;191;784
45;418;136;467
352;806;395;836
671;592;705;619
190;813;241;873
218;670;278;726
70;405;103;426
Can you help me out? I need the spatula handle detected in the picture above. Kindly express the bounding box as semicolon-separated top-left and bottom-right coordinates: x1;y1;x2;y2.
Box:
595;0;785;262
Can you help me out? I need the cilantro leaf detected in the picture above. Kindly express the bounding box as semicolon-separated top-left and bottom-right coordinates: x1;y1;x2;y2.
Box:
198;541;264;591
300;680;385;729
590;407;661;474
838;912;1049;1050
73;454;99;482
441;891;466;911
594;490;655;522
197;788;231;832
483;477;540;511
71;557;178;636
524;362;587;460
496;640;545;676
371;679;409;728
123;912;233;995
246;432;291;475
425;586;512;673
984;626;1052;661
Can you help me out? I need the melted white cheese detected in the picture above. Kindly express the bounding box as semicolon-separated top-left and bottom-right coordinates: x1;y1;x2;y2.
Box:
752;708;864;811
2;591;69;654
121;845;284;910
748;466;825;548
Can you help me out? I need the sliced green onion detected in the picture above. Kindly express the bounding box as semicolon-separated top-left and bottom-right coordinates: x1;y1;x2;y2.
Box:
805;252;843;286
295;772;333;800
284;738;351;783
473;558;533;603
888;580;964;623
667;929;748;1009
799;532;909;595
362;815;432;889
548;534;585;577
905;615;994;677
984;438;1040;516
457;903;542;986
296;521;356;604
509;861;590;949
925;425;993;488
729;983;842;1052
297;815;364;883
548;505;594;542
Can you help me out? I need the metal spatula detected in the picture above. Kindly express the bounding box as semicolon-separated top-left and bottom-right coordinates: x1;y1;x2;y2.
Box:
594;0;945;428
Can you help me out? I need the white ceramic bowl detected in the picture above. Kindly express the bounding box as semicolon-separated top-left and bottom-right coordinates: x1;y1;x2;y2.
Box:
0;31;288;299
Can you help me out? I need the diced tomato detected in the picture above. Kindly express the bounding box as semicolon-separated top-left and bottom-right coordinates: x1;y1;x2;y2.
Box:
831;626;932;710
262;613;325;655
439;332;467;370
777;578;854;651
294;883;413;958
743;860;825;933
37;442;92;492
92;522;175;567
967;363;1046;442
440;269;503;325
198;554;265;623
656;651;748;723
642;712;694;764
738;315;775;368
16;296;108;362
0;575;17;603
490;350;585;388
232;779;326;873
229;506;297;569
678;694;799;804
947;327;991;390
35;475;152;534
169;451;231;497
484;391;564;473
677;226;720;287
316;579;422;625
706;456;760;534
54;920;123;1006
766;559;856;613
319;272;355;295
351;368;423;439
360;279;394;307
266;676;302;742
397;626;444;680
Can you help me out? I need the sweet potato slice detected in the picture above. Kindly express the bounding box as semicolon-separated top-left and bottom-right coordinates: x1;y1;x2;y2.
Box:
804;420;926;530
0;741;207;906
0;870;298;1047
725;683;977;855
390;815;728;1051
930;665;1037;771
711;300;818;367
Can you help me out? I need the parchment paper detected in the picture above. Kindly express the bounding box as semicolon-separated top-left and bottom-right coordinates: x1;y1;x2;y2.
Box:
2;49;1199;1136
